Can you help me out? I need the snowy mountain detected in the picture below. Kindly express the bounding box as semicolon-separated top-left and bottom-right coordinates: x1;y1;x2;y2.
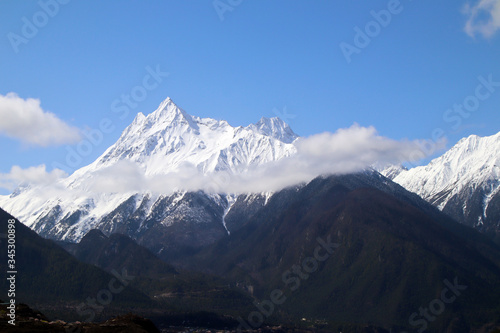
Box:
385;131;500;235
80;97;297;176
0;98;298;258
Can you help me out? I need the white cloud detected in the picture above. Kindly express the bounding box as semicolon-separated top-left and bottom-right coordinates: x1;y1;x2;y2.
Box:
86;124;444;195
464;0;500;38
0;165;68;191
0;92;81;146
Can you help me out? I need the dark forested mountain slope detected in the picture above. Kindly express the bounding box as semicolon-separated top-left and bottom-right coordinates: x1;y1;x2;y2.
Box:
192;173;500;332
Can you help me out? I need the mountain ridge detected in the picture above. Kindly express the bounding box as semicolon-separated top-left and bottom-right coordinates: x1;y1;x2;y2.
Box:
385;131;500;237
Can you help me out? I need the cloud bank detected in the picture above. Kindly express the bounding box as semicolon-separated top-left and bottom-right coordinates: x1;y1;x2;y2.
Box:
86;124;445;195
0;93;81;146
0;164;67;191
464;0;500;38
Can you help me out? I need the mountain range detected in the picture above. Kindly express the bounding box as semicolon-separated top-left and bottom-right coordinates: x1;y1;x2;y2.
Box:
1;97;500;331
3;171;500;331
2;98;498;258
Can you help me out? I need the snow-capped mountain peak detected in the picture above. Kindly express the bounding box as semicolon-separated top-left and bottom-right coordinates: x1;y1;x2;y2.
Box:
379;164;407;180
89;98;299;177
148;97;197;128
388;131;500;231
0;98;299;241
125;97;198;137
252;116;298;144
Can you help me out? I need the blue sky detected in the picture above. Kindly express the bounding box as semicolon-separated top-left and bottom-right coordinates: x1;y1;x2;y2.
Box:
0;0;499;192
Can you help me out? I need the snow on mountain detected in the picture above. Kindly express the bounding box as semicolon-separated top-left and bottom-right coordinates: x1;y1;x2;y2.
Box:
379;164;407;180
388;131;500;232
68;97;298;184
0;98;298;245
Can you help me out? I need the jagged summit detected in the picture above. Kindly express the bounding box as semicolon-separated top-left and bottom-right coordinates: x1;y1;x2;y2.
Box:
148;97;194;125
156;96;175;110
252;117;298;144
89;98;298;176
127;97;198;136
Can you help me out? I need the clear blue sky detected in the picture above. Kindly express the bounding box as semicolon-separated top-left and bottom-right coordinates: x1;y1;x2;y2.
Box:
0;0;499;181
